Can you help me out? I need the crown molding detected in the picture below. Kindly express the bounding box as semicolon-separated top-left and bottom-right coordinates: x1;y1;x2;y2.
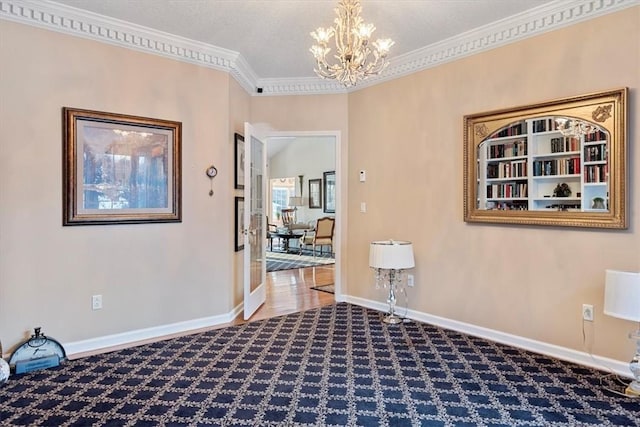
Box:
374;0;639;88
0;0;249;86
1;0;637;96
255;77;347;96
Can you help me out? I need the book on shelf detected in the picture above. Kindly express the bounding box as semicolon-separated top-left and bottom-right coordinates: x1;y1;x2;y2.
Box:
488;139;527;159
584;164;608;183
486;182;527;199
491;122;526;138
584;130;607;142
584;143;607;162
532;118;559;133
486;159;527;179
533;157;580;176
550;136;579;153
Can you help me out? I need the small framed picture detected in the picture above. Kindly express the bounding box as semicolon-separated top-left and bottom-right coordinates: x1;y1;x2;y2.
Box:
309;178;322;209
323;171;336;214
234;133;245;190
235;197;245;251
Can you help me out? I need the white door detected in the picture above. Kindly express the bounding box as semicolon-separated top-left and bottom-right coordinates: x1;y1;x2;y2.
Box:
243;122;267;320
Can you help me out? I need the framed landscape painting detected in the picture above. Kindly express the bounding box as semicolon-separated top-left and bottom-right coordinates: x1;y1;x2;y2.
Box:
63;107;182;225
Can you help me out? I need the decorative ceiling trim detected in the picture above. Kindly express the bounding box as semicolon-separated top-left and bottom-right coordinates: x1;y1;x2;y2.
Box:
0;0;253;92
1;0;637;97
375;0;638;87
255;77;347;96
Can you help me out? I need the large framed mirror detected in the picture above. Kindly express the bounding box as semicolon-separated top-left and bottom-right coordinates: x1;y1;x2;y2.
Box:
463;88;627;229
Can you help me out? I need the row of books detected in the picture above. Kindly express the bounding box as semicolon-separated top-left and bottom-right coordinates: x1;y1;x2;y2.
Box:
485;201;529;210
491;122;526;138
533;157;580;176
486;182;528;199
487;139;527;159
550;136;580;153
584;164;608;183
584;143;607;162
531;118;559;133
584;130;608;142
487;160;527;179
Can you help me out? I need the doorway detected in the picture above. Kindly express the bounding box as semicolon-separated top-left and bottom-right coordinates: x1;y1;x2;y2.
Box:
265;131;342;300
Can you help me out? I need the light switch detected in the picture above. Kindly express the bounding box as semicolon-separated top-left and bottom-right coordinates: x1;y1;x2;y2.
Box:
359;170;366;182
360;202;367;213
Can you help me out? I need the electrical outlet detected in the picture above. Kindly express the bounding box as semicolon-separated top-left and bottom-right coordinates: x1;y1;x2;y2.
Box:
407;274;414;287
92;295;103;310
582;304;593;321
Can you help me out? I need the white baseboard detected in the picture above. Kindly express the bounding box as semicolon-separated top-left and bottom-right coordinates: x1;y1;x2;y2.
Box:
63;303;244;358
343;295;632;379
54;296;631;380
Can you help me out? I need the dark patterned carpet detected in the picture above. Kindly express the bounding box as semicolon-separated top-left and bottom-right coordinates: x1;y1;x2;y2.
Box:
1;303;639;426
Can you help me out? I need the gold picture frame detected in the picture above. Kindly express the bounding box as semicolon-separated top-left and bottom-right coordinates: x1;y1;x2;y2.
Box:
463;88;627;229
63;107;182;225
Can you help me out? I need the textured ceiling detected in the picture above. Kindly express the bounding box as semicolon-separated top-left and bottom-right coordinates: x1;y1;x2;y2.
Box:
52;0;554;79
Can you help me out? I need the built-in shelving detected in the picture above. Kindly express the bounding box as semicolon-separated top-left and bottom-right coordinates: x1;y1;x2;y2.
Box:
478;117;609;212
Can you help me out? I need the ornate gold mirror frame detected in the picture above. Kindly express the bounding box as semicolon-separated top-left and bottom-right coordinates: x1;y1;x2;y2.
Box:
463;88;627;229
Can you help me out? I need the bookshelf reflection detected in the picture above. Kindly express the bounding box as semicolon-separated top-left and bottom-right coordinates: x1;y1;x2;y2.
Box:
464;88;627;229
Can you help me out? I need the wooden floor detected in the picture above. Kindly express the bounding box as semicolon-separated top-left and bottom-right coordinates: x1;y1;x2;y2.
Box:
233;263;335;324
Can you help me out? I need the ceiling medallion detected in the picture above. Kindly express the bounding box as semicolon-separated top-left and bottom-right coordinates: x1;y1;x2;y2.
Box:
310;0;394;87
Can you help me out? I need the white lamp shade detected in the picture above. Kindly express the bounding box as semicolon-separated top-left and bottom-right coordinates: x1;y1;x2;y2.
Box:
369;240;415;269
289;196;305;207
604;269;640;322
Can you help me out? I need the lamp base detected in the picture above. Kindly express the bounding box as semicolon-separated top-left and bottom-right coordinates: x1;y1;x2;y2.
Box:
624;385;640;397
382;314;403;324
625;380;640;397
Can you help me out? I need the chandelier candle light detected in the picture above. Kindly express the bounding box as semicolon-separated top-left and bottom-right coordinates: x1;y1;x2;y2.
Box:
369;240;415;324
310;0;394;87
555;118;600;137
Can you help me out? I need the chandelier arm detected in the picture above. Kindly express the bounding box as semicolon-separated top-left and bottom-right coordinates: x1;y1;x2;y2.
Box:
362;52;388;76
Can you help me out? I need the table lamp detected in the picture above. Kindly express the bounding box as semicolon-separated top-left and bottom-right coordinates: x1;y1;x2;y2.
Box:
369;240;415;324
604;269;640;397
288;196;305;223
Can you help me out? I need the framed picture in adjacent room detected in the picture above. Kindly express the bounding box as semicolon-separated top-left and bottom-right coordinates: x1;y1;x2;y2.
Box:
309;178;322;209
235;197;245;251
323;171;336;213
234;133;245;190
62;107;182;226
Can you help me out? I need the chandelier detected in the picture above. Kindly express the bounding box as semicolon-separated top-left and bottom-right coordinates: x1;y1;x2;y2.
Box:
310;0;394;87
554;118;599;137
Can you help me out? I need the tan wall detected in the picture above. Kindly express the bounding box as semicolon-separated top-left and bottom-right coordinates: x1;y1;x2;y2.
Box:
229;79;251;309
347;8;639;362
0;21;235;347
251;95;348;133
